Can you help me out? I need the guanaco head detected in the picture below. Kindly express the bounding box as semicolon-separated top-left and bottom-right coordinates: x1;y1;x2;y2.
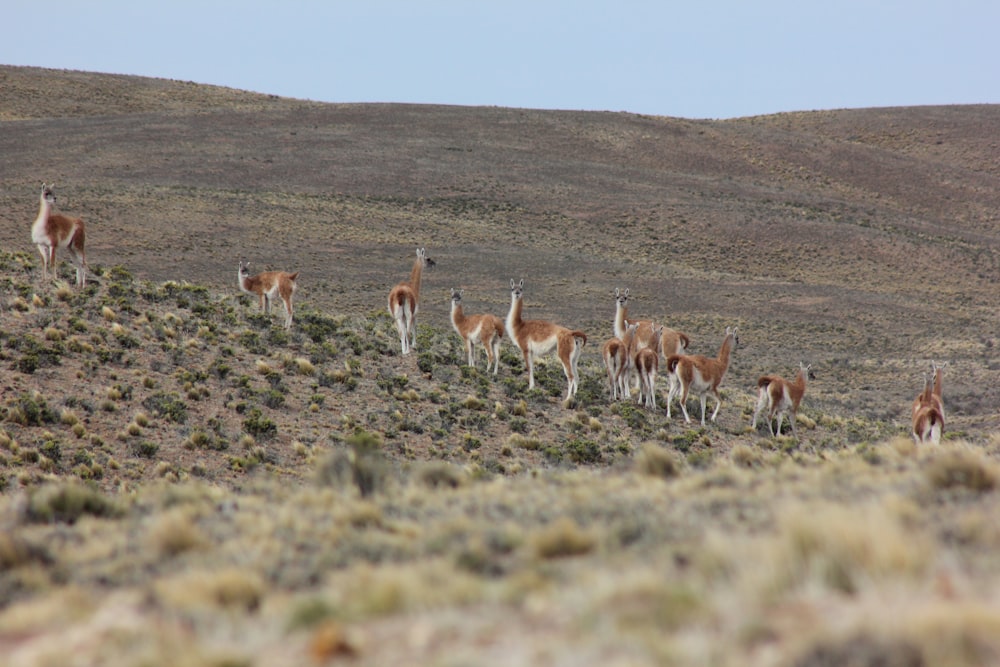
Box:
931;360;947;379
800;362;816;381
614;287;630;309
450;288;463;304
509;278;524;300
40;183;56;204
416;248;436;268
652;324;665;352
238;260;251;281
726;326;741;350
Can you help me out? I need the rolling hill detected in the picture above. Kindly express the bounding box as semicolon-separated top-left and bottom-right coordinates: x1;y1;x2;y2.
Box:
1;65;1000;666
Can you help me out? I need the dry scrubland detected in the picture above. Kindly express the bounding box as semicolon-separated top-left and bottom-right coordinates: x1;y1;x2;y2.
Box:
1;66;1000;665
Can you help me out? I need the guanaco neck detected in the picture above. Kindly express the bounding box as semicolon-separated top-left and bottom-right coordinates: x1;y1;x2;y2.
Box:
450;300;465;327
717;333;735;369
933;367;943;399
507;292;524;336
239;272;260;294
921;376;934;405
622;323;636;349
33;192;51;232
651;328;663;355
789;369;808;402
409;259;424;301
614;301;627;339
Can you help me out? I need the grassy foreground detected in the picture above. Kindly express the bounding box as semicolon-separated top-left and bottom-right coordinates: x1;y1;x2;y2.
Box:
1;256;999;666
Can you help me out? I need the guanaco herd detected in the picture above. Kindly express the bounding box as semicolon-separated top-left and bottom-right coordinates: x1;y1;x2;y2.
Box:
30;186;946;444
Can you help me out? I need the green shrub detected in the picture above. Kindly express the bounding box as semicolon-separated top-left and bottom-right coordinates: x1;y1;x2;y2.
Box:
348;430;386;496
261;389;286;409
7;335;63;374
39;439;62;463
24;482;122;524
142;392;188;424
565;438;602;465
243;408;277;439
239;331;268;354
615;402;647;430
297;312;341;343
5;392;58;426
130;441;160;458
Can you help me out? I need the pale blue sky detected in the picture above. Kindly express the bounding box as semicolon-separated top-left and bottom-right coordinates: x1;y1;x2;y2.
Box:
4;1;998;119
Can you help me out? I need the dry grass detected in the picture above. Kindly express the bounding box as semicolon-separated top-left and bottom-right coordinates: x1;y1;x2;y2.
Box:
0;66;999;666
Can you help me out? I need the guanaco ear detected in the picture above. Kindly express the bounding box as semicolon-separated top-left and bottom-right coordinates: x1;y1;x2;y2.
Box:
624;288;630;298
518;279;524;289
614;287;620;297
510;279;515;290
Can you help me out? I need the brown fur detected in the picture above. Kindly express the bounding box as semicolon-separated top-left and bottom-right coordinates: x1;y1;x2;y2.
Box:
752;363;813;437
450;289;505;374
238;261;299;329
388;248;432;354
632;324;663;409
507;279;587;401
912;362;945;444
613;288;690;360
32;184;88;286
602;322;638;401
912;404;944;444
666;327;739;424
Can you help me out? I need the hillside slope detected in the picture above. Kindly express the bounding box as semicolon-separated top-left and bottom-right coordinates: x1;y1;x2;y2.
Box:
3;65;1000;667
2;66;999;430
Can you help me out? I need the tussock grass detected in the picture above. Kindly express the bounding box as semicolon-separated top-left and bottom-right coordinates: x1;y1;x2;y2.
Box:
23;482;122;525
155;567;264;612
145;508;207;557
0;532;52;569
764;501;930;596
924;445;998;492
292;357;315;376
322;560;484;620
730;443;764;469
532;516;597;559
635;442;682;479
414;461;467;489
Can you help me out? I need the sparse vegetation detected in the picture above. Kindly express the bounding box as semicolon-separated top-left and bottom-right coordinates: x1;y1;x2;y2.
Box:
0;66;999;666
